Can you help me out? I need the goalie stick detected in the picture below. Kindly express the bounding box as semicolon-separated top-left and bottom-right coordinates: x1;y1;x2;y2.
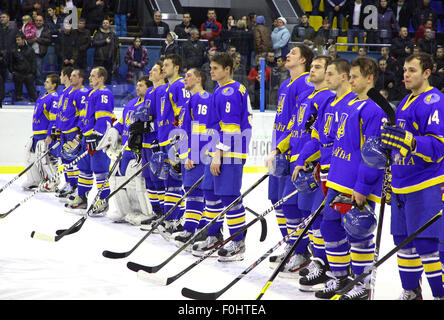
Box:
181;195;326;300
330;210;442;300
126;173;269;274
0;141;61;195
137;188;297;287
0;150;88;219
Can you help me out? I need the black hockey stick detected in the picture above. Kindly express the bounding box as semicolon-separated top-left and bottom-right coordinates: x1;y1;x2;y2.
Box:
0;150;88;220
0;141;61;195
331;209;442;300
182;196;326;300
126;173;269;274
245;206;267;242
102;175;204;259
138;187;297;287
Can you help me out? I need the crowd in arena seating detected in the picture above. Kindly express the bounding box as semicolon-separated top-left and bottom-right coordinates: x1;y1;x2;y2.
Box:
0;0;443;109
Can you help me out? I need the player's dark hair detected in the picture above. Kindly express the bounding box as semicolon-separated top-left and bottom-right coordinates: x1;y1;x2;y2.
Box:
329;58;351;77
165;53;182;71
46;73;60;89
94;66;108;82
138;75;153;88
190;68;207;89
293;44;314;72
210;52;233;72
61;66;74;78
73;69;86;82
405;52;434;74
351;56;378;83
313;55;332;71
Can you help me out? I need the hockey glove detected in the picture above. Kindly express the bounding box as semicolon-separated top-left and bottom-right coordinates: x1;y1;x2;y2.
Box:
86;133;102;156
381;125;416;157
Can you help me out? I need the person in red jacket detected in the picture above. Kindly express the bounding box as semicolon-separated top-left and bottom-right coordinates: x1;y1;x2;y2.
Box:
200;9;222;40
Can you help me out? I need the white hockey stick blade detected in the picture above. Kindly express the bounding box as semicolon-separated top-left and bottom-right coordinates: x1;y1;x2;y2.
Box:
30;231;56;242
137;270;169;286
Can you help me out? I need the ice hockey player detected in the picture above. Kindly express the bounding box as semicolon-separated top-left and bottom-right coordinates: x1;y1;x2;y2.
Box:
264;44;314;267
314;57;386;300
294;58;357;291
98;75;154;225
65;66;114;215
55;69;89;201
23;73;60;191
380;52;444;300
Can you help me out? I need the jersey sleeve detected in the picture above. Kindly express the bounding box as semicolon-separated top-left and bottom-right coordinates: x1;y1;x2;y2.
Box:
94;90;115;135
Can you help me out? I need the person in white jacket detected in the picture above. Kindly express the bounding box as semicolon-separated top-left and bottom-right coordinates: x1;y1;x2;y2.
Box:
271;17;291;58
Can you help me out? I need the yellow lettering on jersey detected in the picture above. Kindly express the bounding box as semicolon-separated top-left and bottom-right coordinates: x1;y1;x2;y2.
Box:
332;147;351;161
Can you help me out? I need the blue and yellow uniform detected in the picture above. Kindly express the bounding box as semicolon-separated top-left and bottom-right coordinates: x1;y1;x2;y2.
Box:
388;87;444;298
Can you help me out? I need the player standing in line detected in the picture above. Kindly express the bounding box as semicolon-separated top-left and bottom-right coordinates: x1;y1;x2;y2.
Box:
202;52;252;262
313;57;386;300
171;68;212;246
380;52;444;300
65;66;114;215
23;73;60;191
55;69;89;201
140;61;168;229
264;44;315;268
294;58;357;291
98;75;154;226
273;56;336;277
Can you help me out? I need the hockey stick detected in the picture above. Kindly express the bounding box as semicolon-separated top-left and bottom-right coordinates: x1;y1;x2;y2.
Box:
30;145;141;242
0;141;61;195
0;150;88;220
330;209;442;300
366;87;396;300
181;196;326;300
102;174;204;259
245;206;267;242
139;187;297;287
126;173;269;274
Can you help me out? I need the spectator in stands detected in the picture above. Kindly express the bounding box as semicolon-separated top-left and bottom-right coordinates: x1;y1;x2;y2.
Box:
200;9;222;41
312;35;329;56
435;46;444;73
411;0;437;31
232;51;247;86
0;0;20;21
182;28;206;71
124;37;149;84
45;5;63;36
391;0;411;28
247;12;256;30
56;24;76;69
375;57;399;101
247;54;271;109
21;15;37;40
74;18;91;70
291;14;316;45
160;31;179;59
0;52;5;107
316;17;335;47
92;18;119;84
201;48;216;92
274;55;289;87
271;17;290;58
391;26;414;66
27;14;51;84
21;0;49;17
10;33;38;102
230;18;253;69
80;0;110;34
324;0;347;35
110;0;135;37
418;27;437;54
377;0;399;44
414;18;434;43
174;12;196;39
0;12;19;98
357;46;368;56
254;15;272;58
345;0;368;50
379;88;397;110
144;10;170;41
328;44;339;59
429;61;444;92
265;51;276;69
220;15;235;50
311;0;322;16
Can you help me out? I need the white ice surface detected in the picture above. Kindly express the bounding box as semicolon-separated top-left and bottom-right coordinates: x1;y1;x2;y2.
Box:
0;173;434;300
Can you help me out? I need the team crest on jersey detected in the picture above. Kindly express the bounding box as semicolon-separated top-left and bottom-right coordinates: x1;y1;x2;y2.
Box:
277;94;286;115
323;113;334;136
200;91;210;99
297;104;308;126
336;113;348;140
125;111;135;127
424;93;440;105
222;87;234;96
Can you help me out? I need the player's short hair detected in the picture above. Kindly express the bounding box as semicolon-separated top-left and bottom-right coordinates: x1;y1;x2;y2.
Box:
46;73;60;88
328;58;351;76
61;66;74;78
210;52;233;72
190;68;207;88
73;68;86;81
165;53;182;71
351;56;378;82
313;55;332;71
93;66;108;81
293;44;314;72
405;52;434;73
137;75;152;87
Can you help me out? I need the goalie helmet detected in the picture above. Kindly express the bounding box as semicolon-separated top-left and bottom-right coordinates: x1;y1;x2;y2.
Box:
272;153;290;177
133;104;153;123
361;136;390;170
341;204;377;239
149;151;169;180
292;168;318;193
